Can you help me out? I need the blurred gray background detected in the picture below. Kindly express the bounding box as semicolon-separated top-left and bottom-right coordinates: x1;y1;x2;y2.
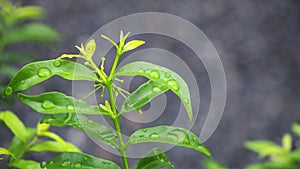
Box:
1;0;300;168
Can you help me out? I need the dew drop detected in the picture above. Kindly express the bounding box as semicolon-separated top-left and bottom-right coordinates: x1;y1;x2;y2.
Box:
142;128;148;132
167;80;180;91
3;86;13;96
49;161;54;165
42;100;55;109
20;80;25;84
37;68;52;77
138;69;145;74
160;158;165;162
183;98;189;104
150;133;159;138
84;157;88;160
192;136;198;142
74;163;82;168
152;86;161;93
61;160;71;167
165;73;171;78
149;70;160;79
40;161;47;168
66;104;75;111
54;60;62;67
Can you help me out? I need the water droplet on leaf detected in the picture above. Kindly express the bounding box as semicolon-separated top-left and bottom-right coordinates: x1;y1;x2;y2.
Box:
149;70;160;79
167;79;180;91
54;60;62;67
183;98;189;104
152;86;161;93
74;163;81;168
67;104;75;111
142;128;148;132
165;73;171;78
150;133;159;138
37;68;52;77
3;86;13;96
138;69;145;74
42;100;55;109
61;160;71;167
40;161;47;168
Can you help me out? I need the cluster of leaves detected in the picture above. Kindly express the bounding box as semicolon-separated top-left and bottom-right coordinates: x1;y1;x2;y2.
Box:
202;123;300;169
0;0;60;104
0;111;80;168
3;31;211;169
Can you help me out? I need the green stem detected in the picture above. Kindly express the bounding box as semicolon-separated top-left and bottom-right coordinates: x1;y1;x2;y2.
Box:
109;53;121;79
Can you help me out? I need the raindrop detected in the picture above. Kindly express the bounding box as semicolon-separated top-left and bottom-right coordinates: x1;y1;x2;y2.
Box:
150;133;159;138
66;104;75;111
3;86;13;96
74;163;82;168
142;128;148;132
84;157;88;161
183;98;189;104
167;79;180;91
152;86;161;93
164;73;171;78
40;161;47;168
149;70;160;79
42;100;55;109
37;67;52;77
61;160;71;167
20;80;25;84
192;136;198;142
138;69;145;74
53;60;62;67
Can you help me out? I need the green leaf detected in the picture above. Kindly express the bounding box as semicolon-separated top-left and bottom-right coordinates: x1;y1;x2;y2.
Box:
18;92;107;115
1;51;36;62
42;152;121;169
3;59;99;96
120;80;168;114
7;23;60;44
292;123;300;138
123;40;145;53
0;111;28;143
128;125;211;157
135;147;174;169
0;147;15;159
41;113;117;147
15;6;44;22
202;159;228;169
30;141;80;153
115;61;193;121
0;64;19;77
282;134;292;151
11;159;41;169
244;140;284;157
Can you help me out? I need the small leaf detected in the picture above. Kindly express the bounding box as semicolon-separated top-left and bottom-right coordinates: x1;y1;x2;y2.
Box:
135;147;174;169
30;141;80;153
0;111;28;143
41;113;117;147
0;147;15;159
244;140;284;157
292;123;300;138
15;6;44;21
123;40;145;53
18;92;107;115
7;23;60;44
282;134;292;151
3;59;99;96
43;152;121;169
115;61;193;121
128;125;211;157
11;160;41;169
85;39;96;58
120;80;168;114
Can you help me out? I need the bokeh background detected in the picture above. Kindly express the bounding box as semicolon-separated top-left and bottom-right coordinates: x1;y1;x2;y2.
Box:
1;0;300;168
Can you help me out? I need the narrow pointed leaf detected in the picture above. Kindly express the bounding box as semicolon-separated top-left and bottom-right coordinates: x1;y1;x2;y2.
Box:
0;147;15;158
123;40;145;53
42;152;121;169
202;159;228;169
30;141;80;153
128;125;211;157
7;23;60;44
15;6;44;22
115;61;193;121
0;111;28;143
120;80;168;114
17;92;107;115
41;113;117;147
292;123;300;138
11;160;40;169
135;147;175;169
3;59;99;96
244;140;283;157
